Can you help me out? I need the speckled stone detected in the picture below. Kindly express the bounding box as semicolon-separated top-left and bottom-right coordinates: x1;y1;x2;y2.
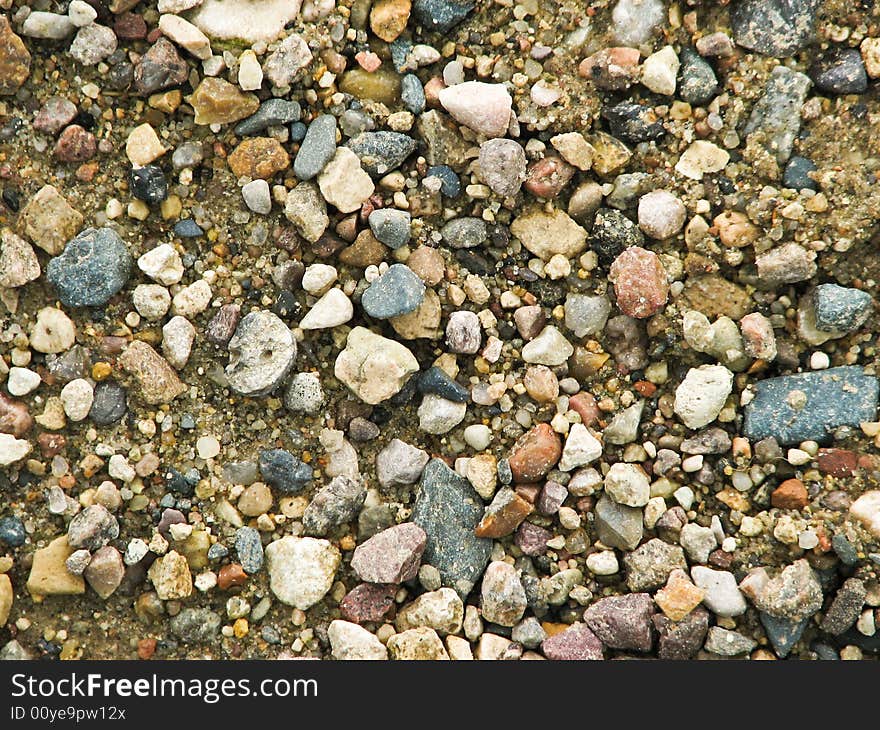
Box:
46;227;132;307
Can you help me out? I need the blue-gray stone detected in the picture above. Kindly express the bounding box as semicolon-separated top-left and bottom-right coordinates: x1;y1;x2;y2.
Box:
782;155;817;190
165;467;196;496
412;0;475;33
207;543;228;561
234;99;301;136
743;65;812;165
811;284;873;334
173;218;203;237
832;534;858;566
411;458;491;598
731;0;821;57
302;475;366;536
390;38;412;72
47;227;133;307
88;380;127;425
361;263;425;319
401;74;426;114
809;47;868;95
759;612;808;658
441;217;486;249
743;366;879;444
289;121;307;142
294;114;337;180
235;526;264;574
258;448;313;495
678;48;718;106
417;366;469;403
497;458;512;485
602;102;665;144
0;515;25;547
427;165;460;197
347;131;417;177
368;209;411;249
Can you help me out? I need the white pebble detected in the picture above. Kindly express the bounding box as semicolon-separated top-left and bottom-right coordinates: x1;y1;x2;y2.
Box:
197;435;221;459
464;424;492;451
810;351;830;370
7;367;41;396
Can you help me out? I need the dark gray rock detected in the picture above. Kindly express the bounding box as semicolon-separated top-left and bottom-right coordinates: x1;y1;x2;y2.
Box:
705;626;757;656
678;48;718;105
440;217;487;249
743;65;812;165
235;526;264;574
235;99;302;136
810;284;873;335
743;367;879;444
88;380;127;425
810;48;868;95
411;458;492;598
759;612;808;658
601;102;665;144
302;475;366;536
782;155;818;190
361;264;425;319
820;578;866;636
0;515;25;546
417;366;469;403
129;165;167;205
412;0;475;33
731;0;821;56
347;131;417;177
401;74;426;114
583;593;655;652
258;448;313;495
832;534;858;566
294;114;337;180
170;608;221;643
590;208;644;266
47;227;133;307
427;165;460;197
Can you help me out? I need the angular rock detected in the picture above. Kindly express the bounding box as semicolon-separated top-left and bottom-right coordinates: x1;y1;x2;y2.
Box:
352;523;427;584
334;327;419;404
584;593;655;652
265;536;340;609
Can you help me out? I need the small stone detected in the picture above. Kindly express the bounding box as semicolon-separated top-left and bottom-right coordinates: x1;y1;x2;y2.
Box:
376;439;429;488
756;242;817;286
602;102;665;144
284;182;329;242
21;12;75;40
0;433;31;466
34;97;77;135
368;209;412;249
579;47;641;90
130;165;168;205
441;217;486;249
188;77;259;125
340;583;396;623
59;379;93;422
302;475;366;536
347;131;417;177
69;23;117;66
0;17;30;95
674;365;734;430
137;243;183;286
743;66;812;167
438;81;512;138
731;0;821;56
387;627;449;660
679;523;717;564
804;284;873;340
227;137;289;180
418;394;466;434
640;46;679;95
655;569;705;621
328;620;388;660
521;325;573;366
609;246;668;318
170;607;221;643
475;488;533;538
54;124;96;162
226;310;296;397
585;593;655;652
352;523;427;584
19;185;83;255
263;31;313;86
678;47;718;105
691;566;747;617
395;587;463;635
235;98;301;136
705;626;757;657
241;179;271;215
444;310;481;354
83;546;124;599
821;578;867;636
362;264;425;319
26;537;85;597
604;462;650;507
235;526;264;574
0;394;32;437
334;327;419;404
480;561;526;627
67;504;118;552
751;559;823;622
284;372;324;414
638;190;685;239
558;423;602;472
47;227;132;308
0;229;39;288
510;207;587;262
248;456;306;507
564;294;611;339
478;138;527;196
134;37;188;95
623;538;688;592
782;156;818;191
540;623;604;660
265;536;340;609
675;140;729;180
508;423;562;482
237;49;263;91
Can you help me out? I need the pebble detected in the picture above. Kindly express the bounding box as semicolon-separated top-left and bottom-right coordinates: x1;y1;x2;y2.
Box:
445;310;481;354
47;228;132;308
743;66;811;166
441;217;487;249
677;48;718;105
265;536;340;610
0;17;30;95
558;423;602;472
691;566;747;617
401;74;426;114
118;340;186;405
731;0;821;56
21;12;75;40
0;433;31;466
188;77;259;125
134;37;188;95
640;46;679;95
521;325;573;366
284;181;329;242
654;569;705;621
227;137;289;180
130;165;168;205
782;155;818;191
376;439;429;487
744;367;878;444
602;102;665;144
585;593;655;652
802;284;872;342
234;526;264;574
438;81;511;139
19;185;83;256
411;459;491;598
386;627;449;660
334;327;418;404
258;448;313;495
69;24;117;66
263;31;313;85
674;365;734;430
294;114;337;180
225;310;297;396
284;372;324;414
33;97;77;135
609;246;668;318
328;620;388;660
234;99;301;136
368;209;411;249
26;536;85;597
704;626;757;656
478;138;527;197
241;179;271;215
170;608;220;643
612;0;665;45
821;578;867;636
511;207;587;262
604;462;650;507
362;264;425;319
88;381;128;426
751;559;823;622
674;140;729;180
352;523;427;584
638;190;685;239
59;379;93;422
83;546;124;599
540;623;604;660
347;131;417;177
623;538;687;592
0;516;26;547
302;475;366;536
396;587;463;635
480;561;526;627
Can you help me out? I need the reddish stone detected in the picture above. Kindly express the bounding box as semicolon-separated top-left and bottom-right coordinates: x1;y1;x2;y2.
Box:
568;392;599;427
350;523;427;584
217;563;248;590
515;483;541;504
205;304;241;347
633;380;657;397
515;521;550;556
654;607;709;660
817;448;858;478
37;433;66;458
609;246;668;319
507;423;562;483
34;96;77;135
578;47;641;90
475;489;534;538
0;393;32;437
541;623;605;660
54;125;96;163
114;12;147;40
137;638;157;660
771;478;809;510
707;549;734;569
339;583;396;624
584;593;655;652
523;155;576;199
133;37;188;96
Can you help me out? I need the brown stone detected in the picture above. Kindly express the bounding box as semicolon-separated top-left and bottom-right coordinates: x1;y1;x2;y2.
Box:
340;582;396;623
227;137;290;180
54;125;97;163
817;448;858;478
114;12;147;40
370;0;411;42
188;77;259;125
714;211;760;248
609;246;668;319
0;17;30;95
19;185;83;256
654;568;705;621
771;478;809;510
137;638;157;659
134;37;188;95
0;393;32;437
406;245;445;286
681;274;751;321
217;563;248;590
475;488;534;538
339;229;388;268
37;433;66;458
507;423;562;483
27;536;86;597
390;289;442;340
205;304;241;347
118;340;186;405
568;392;599;427
83;546;125;599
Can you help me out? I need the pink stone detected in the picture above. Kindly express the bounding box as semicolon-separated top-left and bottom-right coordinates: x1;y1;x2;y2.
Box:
438;81;512;138
355;51;382;72
541;623;605;660
351;523;427;584
609;246;668;319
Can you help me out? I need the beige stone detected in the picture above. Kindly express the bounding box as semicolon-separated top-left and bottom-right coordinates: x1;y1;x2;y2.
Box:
126;123;166;167
27;536;85;597
19;185;83;255
147;550;193;600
